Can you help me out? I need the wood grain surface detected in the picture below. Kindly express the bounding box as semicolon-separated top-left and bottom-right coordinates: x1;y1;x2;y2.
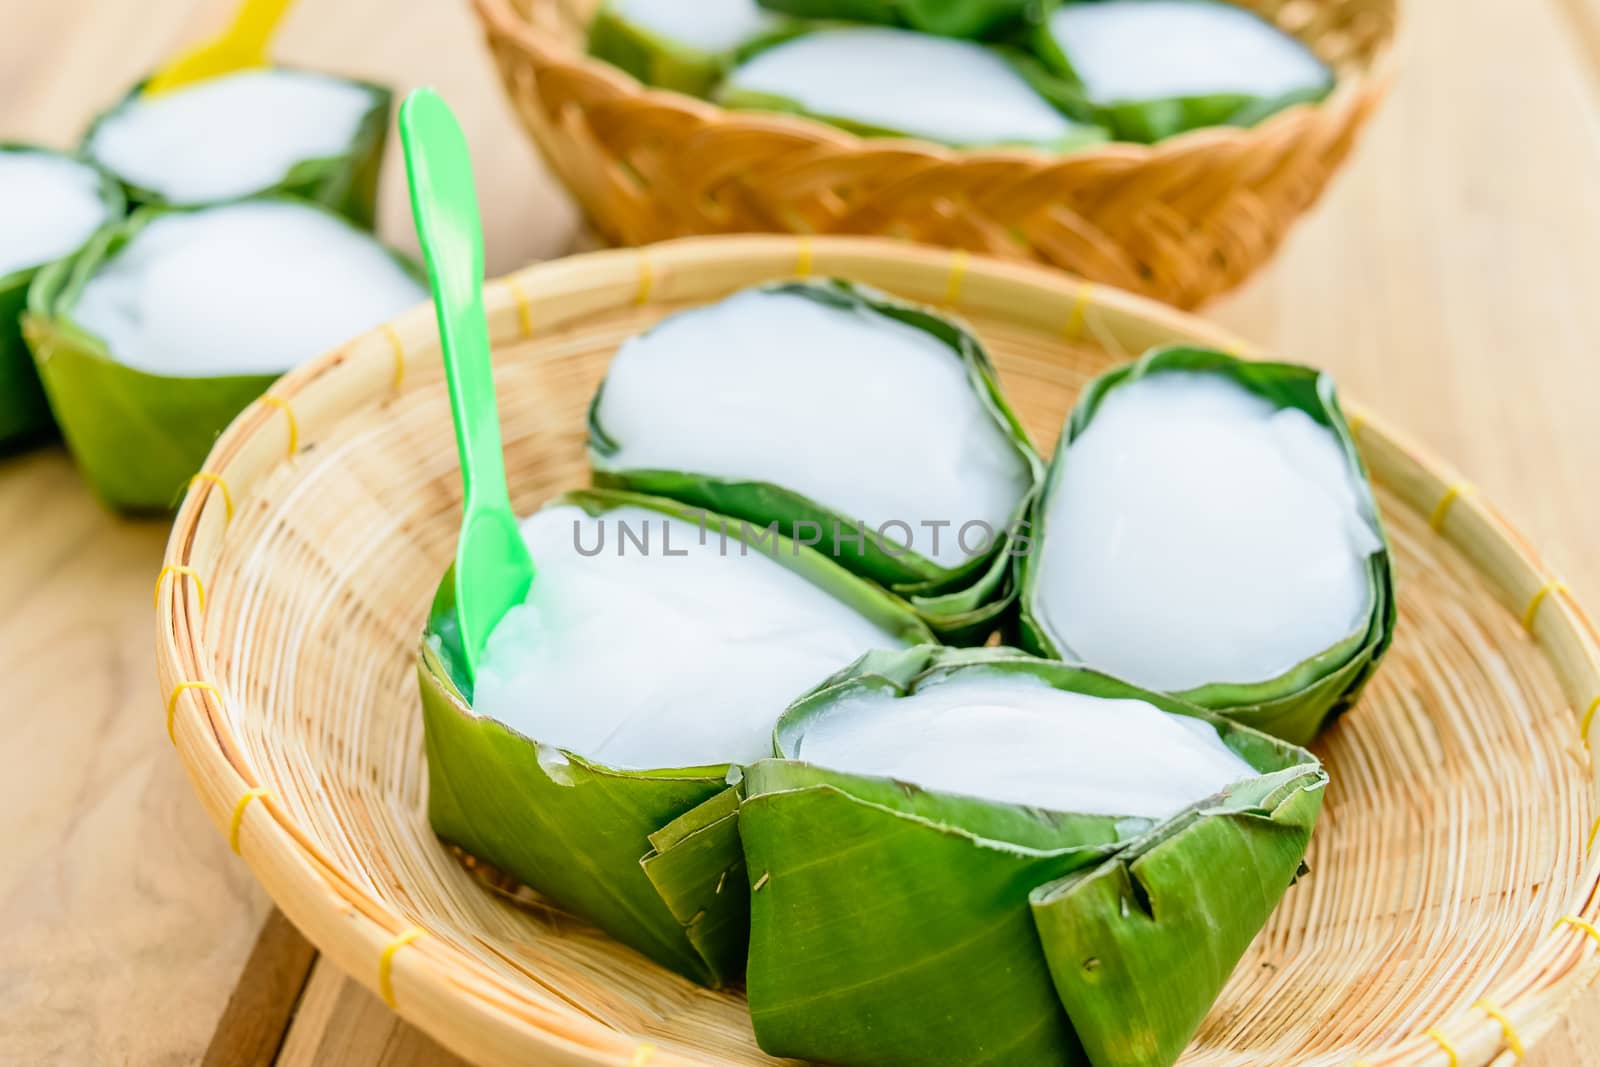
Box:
1;0;1597;1063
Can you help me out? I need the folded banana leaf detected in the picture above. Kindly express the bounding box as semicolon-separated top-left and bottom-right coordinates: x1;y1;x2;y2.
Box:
23;199;423;513
588;0;796;97
739;645;1326;1067
1016;346;1395;745
718;28;1108;150
1026;0;1333;142
81;69;391;227
419;489;934;986
756;0;1044;39
589;279;1044;643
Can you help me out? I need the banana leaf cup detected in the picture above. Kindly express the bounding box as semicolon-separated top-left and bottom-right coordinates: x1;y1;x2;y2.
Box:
23;199;423;514
81;69;391;227
0;145;123;446
589;279;1045;643
587;1;799;97
1017;346;1396;745
418;489;936;987
739;644;1327;1067
755;0;1043;39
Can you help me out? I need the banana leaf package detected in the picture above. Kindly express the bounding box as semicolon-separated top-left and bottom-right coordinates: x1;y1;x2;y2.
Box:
0;146;123;445
755;0;1044;39
1028;0;1333;142
1017;346;1395;745
739;644;1326;1067
589;280;1045;642
82;68;391;226
418;489;934;986
587;0;796;97
23;198;423;512
719;27;1107;149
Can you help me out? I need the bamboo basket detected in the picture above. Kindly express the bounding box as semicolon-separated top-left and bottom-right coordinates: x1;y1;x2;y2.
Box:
157;236;1600;1067
472;0;1396;310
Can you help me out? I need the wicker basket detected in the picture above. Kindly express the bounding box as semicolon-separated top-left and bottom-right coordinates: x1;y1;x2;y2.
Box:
157;236;1600;1066
473;0;1396;310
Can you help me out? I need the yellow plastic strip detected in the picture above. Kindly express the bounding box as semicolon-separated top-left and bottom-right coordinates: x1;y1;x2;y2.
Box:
378;926;424;1008
635;254;654;306
1424;1026;1460;1067
794;236;814;278
382;324;406;391
505;276;535;339
154;565;206;612
1522;579;1568;632
944;251;969;307
1062;282;1092;342
258;395;299;457
188;472;234;522
228;787;271;854
1428;483;1475;533
166;680;219;743
1473;999;1525;1059
1555;915;1600;952
630;1044;656;1067
1581;695;1600;749
1588;815;1600;854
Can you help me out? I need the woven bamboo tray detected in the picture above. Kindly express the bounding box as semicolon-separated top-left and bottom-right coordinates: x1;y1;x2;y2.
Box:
473;0;1396;310
157;236;1600;1067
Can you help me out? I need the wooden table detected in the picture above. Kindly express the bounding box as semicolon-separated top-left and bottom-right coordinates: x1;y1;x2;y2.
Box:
3;0;1598;1063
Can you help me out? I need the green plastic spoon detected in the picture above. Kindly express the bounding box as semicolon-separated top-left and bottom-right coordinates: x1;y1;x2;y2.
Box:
399;88;534;682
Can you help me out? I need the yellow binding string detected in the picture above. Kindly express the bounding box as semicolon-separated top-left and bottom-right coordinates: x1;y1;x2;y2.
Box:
635;254;655;306
1588;815;1600;854
188;472;234;522
382;324;407;391
154;565;206;612
166;680;219;743
1424;1026;1460;1067
1429;483;1475;533
630;1044;656;1067
1473;999;1525;1059
378;926;424;1008
505;276;534;339
1555;915;1600;952
1581;695;1600;749
257;395;299;457
944;251;968;307
794;236;814;278
1522;579;1568;632
228;787;271;854
1346;410;1366;437
1062;282;1091;342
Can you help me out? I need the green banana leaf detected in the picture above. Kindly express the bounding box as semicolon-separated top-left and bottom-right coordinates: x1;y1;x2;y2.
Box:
755;0;1047;38
739;644;1325;1067
418;488;935;987
81;70;391;227
1016;346;1396;746
1024;2;1333;143
587;2;801;98
590;280;1045;643
0;145;124;446
22;199;422;514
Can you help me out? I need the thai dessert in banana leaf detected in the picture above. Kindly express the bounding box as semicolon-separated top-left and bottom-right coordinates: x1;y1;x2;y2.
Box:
1032;0;1333;142
418;489;933;986
720;27;1107;149
740;644;1326;1067
756;0;1036;38
83;69;391;224
588;0;790;96
1018;347;1394;745
24;199;423;512
0;147;122;445
589;280;1043;640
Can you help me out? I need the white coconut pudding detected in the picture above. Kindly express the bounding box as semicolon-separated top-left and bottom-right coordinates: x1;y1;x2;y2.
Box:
790;671;1255;818
470;503;915;770
592;287;1035;571
608;0;779;53
0;150;115;279
1033;370;1382;692
71;200;423;377
722;27;1090;147
1044;0;1330;110
85;69;382;205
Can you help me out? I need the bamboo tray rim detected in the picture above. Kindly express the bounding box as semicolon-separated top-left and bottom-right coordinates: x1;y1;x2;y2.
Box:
156;235;1600;1067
